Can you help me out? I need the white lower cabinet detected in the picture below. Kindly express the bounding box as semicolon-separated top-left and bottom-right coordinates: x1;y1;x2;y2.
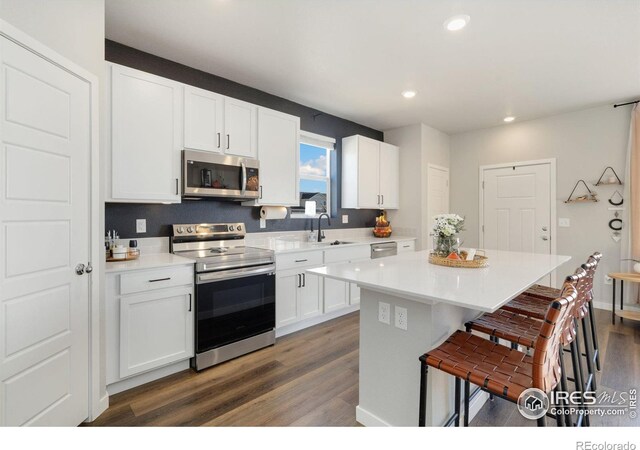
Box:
276;268;322;328
119;286;194;379
107;264;194;388
324;278;349;313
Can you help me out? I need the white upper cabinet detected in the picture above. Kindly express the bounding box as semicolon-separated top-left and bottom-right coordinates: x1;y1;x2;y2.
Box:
184;86;224;153
224;97;257;158
109;63;182;203
253;107;300;206
379;142;399;209
341;135;399;209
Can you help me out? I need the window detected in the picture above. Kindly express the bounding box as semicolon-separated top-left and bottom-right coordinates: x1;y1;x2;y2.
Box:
291;131;335;218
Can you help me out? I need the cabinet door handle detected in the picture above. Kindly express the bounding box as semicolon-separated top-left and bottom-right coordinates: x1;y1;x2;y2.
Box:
227;134;230;150
175;178;179;195
381;194;384;205
149;277;171;283
188;293;192;312
297;273;301;288
377;194;380;205
217;132;221;148
302;273;306;287
259;185;263;199
295;259;308;263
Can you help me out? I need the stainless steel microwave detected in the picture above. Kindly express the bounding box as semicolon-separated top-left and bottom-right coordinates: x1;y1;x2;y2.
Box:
182;150;260;200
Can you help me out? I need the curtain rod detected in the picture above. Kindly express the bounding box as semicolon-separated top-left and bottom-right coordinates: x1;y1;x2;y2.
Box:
613;100;640;108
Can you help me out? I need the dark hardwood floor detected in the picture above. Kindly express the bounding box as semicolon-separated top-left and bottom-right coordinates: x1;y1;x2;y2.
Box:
86;308;639;427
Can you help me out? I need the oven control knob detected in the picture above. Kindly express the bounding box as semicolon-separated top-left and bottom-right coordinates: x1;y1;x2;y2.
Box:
237;225;242;231
229;225;235;232
176;226;184;234
186;226;194;233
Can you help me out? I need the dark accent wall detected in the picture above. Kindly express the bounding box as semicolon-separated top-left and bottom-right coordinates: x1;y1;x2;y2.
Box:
105;40;383;238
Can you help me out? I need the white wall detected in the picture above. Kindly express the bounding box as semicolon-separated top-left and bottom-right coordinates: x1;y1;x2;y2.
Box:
0;0;108;419
385;123;450;250
450;105;632;305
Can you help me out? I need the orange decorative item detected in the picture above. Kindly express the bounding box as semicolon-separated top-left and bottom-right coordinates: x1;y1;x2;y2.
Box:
446;252;461;260
373;210;392;238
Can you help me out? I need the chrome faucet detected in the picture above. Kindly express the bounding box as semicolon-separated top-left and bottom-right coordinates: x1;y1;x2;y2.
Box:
317;213;331;242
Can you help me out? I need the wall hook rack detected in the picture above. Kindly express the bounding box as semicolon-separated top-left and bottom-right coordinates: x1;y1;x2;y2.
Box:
565;179;598;203
595;166;623;186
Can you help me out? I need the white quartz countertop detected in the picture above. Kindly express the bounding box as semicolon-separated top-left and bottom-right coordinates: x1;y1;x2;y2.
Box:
105;253;196;273
249;235;416;254
307;249;571;312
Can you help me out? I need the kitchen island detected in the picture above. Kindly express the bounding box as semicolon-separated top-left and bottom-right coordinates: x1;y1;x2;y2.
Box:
307;249;570;427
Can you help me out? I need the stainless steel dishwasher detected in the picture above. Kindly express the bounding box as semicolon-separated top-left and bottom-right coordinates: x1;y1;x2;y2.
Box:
370;241;397;259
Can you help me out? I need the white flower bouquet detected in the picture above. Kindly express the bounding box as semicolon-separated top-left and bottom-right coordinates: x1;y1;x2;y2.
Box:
432;214;465;256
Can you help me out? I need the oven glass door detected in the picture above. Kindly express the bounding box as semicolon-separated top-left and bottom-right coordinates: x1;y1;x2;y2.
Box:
196;272;275;353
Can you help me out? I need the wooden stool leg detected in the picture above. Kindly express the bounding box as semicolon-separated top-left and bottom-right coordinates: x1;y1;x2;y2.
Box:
464;379;470;427
581;317;597;391
559;354;573;427
419;360;428;427
454;377;461;427
587;301;601;371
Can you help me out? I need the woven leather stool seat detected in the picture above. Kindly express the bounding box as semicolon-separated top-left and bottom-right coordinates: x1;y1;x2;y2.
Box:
465;309;542;348
526;284;561;300
502;294;551;320
424;330;534;401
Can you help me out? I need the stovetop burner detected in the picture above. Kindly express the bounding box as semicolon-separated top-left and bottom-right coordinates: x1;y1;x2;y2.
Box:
170;222;274;273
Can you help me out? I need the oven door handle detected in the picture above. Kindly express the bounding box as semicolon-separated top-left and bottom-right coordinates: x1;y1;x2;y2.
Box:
197;264;275;284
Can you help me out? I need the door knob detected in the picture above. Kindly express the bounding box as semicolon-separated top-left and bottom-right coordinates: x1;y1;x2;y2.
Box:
75;263;85;275
541;236;549;241
542;226;548;231
85;262;93;274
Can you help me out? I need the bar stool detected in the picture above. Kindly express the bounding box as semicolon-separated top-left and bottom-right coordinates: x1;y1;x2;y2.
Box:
516;253;602;372
418;281;577;427
503;254;601;393
465;268;589;426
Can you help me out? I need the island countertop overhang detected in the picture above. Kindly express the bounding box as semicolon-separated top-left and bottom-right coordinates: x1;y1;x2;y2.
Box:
306;250;571;312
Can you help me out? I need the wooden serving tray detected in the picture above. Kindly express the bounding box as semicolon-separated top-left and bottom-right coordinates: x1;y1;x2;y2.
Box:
106;255;140;262
428;253;489;268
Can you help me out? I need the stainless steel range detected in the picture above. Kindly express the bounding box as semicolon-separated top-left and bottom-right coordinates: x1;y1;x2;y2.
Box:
170;223;275;371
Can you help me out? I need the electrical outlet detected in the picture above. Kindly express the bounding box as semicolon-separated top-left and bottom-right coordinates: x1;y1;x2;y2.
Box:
378;302;390;324
605;275;613;285
395;306;408;330
342;214;349;224
559;218;571;228
136;219;146;233
260;218;266;229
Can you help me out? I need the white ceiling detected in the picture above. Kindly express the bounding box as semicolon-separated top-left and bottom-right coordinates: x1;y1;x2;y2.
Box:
105;0;640;134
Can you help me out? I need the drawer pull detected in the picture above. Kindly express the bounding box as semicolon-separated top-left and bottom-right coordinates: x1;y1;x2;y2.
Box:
295;259;308;263
149;277;171;283
188;293;192;312
403;245;411;248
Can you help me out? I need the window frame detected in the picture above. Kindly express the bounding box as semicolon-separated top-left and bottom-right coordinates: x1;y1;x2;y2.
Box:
290;131;336;219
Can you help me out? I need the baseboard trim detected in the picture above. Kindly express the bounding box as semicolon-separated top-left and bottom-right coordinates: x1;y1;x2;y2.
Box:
276;304;359;338
593;300;640;312
356;405;392;427
107;359;190;395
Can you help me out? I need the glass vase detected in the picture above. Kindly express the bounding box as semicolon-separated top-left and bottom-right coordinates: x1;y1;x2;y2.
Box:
433;235;460;257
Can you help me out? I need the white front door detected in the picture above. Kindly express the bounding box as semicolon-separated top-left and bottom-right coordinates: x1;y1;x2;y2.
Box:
427;164;450;228
482;162;552;262
0;36;91;426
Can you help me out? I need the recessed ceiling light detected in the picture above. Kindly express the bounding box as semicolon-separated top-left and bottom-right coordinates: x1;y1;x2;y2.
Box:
402;90;417;99
503;116;515;123
444;15;470;31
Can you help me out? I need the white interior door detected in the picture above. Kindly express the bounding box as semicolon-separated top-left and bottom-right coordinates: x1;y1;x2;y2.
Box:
427;164;450;227
0;37;90;426
482;162;553;284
